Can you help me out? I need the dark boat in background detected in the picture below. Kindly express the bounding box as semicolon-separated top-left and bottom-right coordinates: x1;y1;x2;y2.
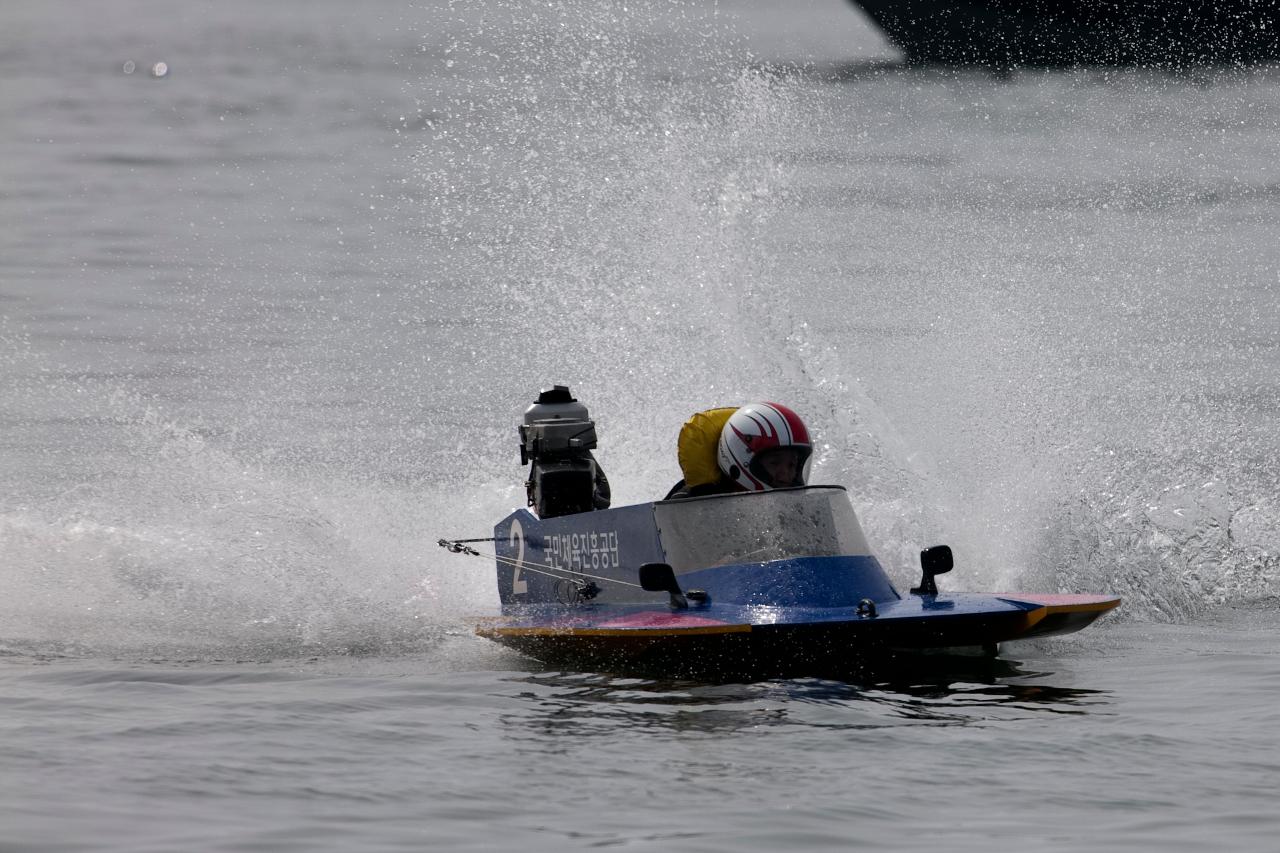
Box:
848;1;1280;67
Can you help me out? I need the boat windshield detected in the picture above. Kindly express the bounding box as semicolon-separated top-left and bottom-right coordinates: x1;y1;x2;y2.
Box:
653;486;872;570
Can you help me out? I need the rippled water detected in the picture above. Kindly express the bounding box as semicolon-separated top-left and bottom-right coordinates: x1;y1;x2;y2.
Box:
5;616;1280;851
3;1;1279;849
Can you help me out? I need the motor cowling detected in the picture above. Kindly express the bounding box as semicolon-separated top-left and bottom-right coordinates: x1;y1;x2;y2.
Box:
520;385;603;518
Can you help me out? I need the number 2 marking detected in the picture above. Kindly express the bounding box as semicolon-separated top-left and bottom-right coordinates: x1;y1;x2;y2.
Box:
509;519;528;595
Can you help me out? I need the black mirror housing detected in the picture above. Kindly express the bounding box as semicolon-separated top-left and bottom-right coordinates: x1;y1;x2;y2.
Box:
912;545;954;596
638;562;688;609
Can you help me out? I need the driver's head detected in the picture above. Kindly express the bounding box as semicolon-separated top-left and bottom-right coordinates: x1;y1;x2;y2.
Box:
717;403;812;491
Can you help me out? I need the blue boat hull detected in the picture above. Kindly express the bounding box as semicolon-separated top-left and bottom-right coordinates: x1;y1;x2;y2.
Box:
476;487;1119;676
479;591;1118;675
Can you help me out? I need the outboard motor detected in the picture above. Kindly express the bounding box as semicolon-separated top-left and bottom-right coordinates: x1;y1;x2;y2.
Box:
520;385;608;518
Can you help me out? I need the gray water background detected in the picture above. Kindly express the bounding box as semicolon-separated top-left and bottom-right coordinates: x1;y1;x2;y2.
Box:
3;1;1280;849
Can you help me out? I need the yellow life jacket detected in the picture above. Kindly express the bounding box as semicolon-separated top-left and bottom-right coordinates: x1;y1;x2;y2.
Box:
676;407;737;489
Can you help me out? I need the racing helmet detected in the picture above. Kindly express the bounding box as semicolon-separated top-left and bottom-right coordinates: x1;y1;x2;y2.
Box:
717;403;812;491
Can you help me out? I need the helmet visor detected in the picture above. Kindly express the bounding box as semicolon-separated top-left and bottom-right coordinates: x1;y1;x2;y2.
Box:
750;447;809;488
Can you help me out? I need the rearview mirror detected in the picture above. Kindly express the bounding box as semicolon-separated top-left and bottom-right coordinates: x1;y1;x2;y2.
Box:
912;545;953;596
638;562;688;609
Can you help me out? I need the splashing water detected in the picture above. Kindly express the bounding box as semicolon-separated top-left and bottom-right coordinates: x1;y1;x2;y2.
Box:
413;0;936;516
0;384;494;659
412;0;1010;582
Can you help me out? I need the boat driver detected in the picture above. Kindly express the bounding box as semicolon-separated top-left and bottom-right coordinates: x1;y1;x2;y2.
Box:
664;402;813;499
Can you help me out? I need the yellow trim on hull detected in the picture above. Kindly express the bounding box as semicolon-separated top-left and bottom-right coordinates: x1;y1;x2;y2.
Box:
998;596;1122;616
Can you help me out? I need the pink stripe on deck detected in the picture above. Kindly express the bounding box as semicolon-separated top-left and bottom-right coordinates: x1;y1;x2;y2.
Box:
596;612;732;629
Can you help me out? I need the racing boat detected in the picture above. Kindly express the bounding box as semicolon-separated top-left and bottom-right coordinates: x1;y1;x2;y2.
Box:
445;387;1120;677
461;486;1119;676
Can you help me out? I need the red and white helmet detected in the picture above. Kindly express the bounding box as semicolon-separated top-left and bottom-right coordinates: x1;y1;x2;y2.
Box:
717;403;812;492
